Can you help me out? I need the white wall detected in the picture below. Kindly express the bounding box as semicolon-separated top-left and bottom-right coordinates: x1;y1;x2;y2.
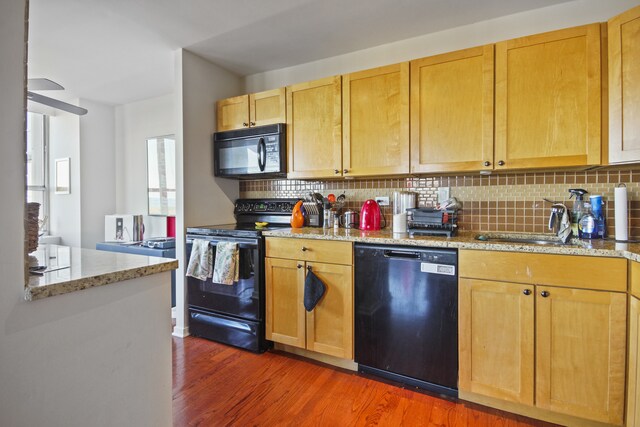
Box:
79;99;116;248
115;94;174;214
48;110;81;247
48;100;117;249
1;3;172;426
173;49;242;337
245;0;640;92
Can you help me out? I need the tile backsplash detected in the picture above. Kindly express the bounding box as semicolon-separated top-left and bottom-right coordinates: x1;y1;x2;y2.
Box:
240;168;640;239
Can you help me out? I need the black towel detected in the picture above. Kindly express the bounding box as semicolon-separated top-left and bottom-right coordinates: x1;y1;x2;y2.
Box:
304;269;327;312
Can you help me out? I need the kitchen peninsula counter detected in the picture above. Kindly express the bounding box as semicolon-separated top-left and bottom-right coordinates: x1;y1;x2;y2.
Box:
262;227;640;261
26;244;178;301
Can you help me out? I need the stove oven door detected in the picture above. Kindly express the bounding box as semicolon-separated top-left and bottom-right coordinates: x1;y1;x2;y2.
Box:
185;235;262;322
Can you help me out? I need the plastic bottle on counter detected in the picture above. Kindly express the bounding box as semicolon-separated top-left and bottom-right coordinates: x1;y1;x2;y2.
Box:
578;202;596;239
569;188;588;237
590;195;607;239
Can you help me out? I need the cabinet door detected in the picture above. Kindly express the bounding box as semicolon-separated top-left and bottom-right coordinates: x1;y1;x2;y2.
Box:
609;5;640;164
216;94;249;131
249;88;286;127
305;262;353;359
495;24;602;170
342;63;409;176
629;296;640;427
286;76;342;179
411;45;494;173
536;287;626;425
265;257;305;349
458;278;534;404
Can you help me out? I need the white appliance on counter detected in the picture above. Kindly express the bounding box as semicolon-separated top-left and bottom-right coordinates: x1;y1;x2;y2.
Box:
104;214;144;242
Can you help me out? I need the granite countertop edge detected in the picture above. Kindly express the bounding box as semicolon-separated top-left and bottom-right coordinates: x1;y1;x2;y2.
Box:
262;228;640;260
25;247;178;302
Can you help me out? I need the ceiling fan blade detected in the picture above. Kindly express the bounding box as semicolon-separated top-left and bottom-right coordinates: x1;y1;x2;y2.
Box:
27;91;88;116
28;78;64;91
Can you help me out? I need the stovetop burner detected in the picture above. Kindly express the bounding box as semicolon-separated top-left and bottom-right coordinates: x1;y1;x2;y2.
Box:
186;198;301;238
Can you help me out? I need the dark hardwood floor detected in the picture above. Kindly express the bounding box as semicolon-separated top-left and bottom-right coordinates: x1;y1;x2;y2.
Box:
172;336;557;427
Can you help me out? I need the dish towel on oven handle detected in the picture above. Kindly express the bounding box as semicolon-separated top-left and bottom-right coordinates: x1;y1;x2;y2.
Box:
212;241;240;285
186;239;213;281
304;267;327;311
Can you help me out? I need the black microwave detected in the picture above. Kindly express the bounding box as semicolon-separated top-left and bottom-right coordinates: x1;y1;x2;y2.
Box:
213;123;286;179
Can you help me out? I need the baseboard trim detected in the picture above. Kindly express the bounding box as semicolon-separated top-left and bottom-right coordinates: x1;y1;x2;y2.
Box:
274;343;358;371
459;390;619;427
172;326;190;338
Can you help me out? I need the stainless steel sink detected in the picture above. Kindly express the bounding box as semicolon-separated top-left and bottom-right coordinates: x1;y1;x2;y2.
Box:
474;234;578;246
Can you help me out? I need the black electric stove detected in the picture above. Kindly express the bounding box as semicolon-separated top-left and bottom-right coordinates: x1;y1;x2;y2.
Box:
185;198;299;352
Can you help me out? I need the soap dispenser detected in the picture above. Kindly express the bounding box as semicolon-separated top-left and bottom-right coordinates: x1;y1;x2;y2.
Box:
568;188;588;236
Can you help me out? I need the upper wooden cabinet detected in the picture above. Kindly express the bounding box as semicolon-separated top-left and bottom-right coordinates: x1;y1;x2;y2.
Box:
609;5;640;164
343;63;410;176
216;88;286;131
411;45;494;173
286;76;342;179
495;24;603;170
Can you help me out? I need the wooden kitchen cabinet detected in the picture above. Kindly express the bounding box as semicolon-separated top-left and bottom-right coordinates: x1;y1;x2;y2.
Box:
286;76;342;179
265;257;305;348
216;88;286;131
536;286;626;425
342;63;409;176
629;295;640;427
459;278;534;405
265;237;353;359
609;5;640;164
459;250;627;425
495;24;603;170
410;45;494;173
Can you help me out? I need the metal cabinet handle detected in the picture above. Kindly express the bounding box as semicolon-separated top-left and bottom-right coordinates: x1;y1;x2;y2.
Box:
523;289;532;295
301;246;308;252
297;264;303;269
334;169;340;174
541;290;550;298
484;161;491;167
250;121;256;126
242;122;249;127
343;169;348;174
498;160;505;166
307;265;312;271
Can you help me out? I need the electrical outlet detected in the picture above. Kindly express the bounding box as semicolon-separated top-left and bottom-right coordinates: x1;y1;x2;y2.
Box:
375;196;389;206
438;187;450;204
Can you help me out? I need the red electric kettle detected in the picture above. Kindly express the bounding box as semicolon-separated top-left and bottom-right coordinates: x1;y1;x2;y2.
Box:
360;199;382;230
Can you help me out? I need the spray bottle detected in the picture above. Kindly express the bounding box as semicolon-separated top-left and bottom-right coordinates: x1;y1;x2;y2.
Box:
569;189;588;237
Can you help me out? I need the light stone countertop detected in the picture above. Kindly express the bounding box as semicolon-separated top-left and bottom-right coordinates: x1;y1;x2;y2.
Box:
262;227;640;261
26;244;178;301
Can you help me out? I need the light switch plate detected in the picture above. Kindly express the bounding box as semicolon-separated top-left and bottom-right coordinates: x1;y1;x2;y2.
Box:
438;187;450;204
375;196;389;206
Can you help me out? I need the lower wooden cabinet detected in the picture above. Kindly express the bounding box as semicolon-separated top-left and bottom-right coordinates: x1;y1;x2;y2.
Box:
629;296;640;427
265;238;353;360
459;279;534;405
535;287;626;425
459;250;627;425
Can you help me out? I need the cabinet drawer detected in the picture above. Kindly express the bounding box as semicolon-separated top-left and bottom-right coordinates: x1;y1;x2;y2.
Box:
266;237;352;265
460;250;627;292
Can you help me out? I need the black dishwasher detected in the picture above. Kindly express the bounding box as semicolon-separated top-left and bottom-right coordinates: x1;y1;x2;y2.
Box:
354;244;458;397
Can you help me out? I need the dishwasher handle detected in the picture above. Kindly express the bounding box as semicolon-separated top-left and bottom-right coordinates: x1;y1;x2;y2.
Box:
383;249;421;259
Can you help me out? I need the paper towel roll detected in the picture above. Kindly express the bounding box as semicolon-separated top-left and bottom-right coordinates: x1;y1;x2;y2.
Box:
393;213;407;233
615;185;628;241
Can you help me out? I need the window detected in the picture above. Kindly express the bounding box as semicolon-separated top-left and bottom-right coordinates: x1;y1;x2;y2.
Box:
147;135;176;216
26;112;49;232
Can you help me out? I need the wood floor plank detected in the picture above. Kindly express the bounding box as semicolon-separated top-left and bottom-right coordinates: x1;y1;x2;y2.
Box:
173;337;558;426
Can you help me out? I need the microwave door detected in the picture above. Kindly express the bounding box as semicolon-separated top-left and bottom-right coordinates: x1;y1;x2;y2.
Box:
217;137;262;175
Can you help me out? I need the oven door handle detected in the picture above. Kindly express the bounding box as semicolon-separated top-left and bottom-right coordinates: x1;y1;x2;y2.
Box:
257;138;266;171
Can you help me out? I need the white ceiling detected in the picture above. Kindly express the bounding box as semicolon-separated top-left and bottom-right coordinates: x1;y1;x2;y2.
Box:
27;0;574;106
